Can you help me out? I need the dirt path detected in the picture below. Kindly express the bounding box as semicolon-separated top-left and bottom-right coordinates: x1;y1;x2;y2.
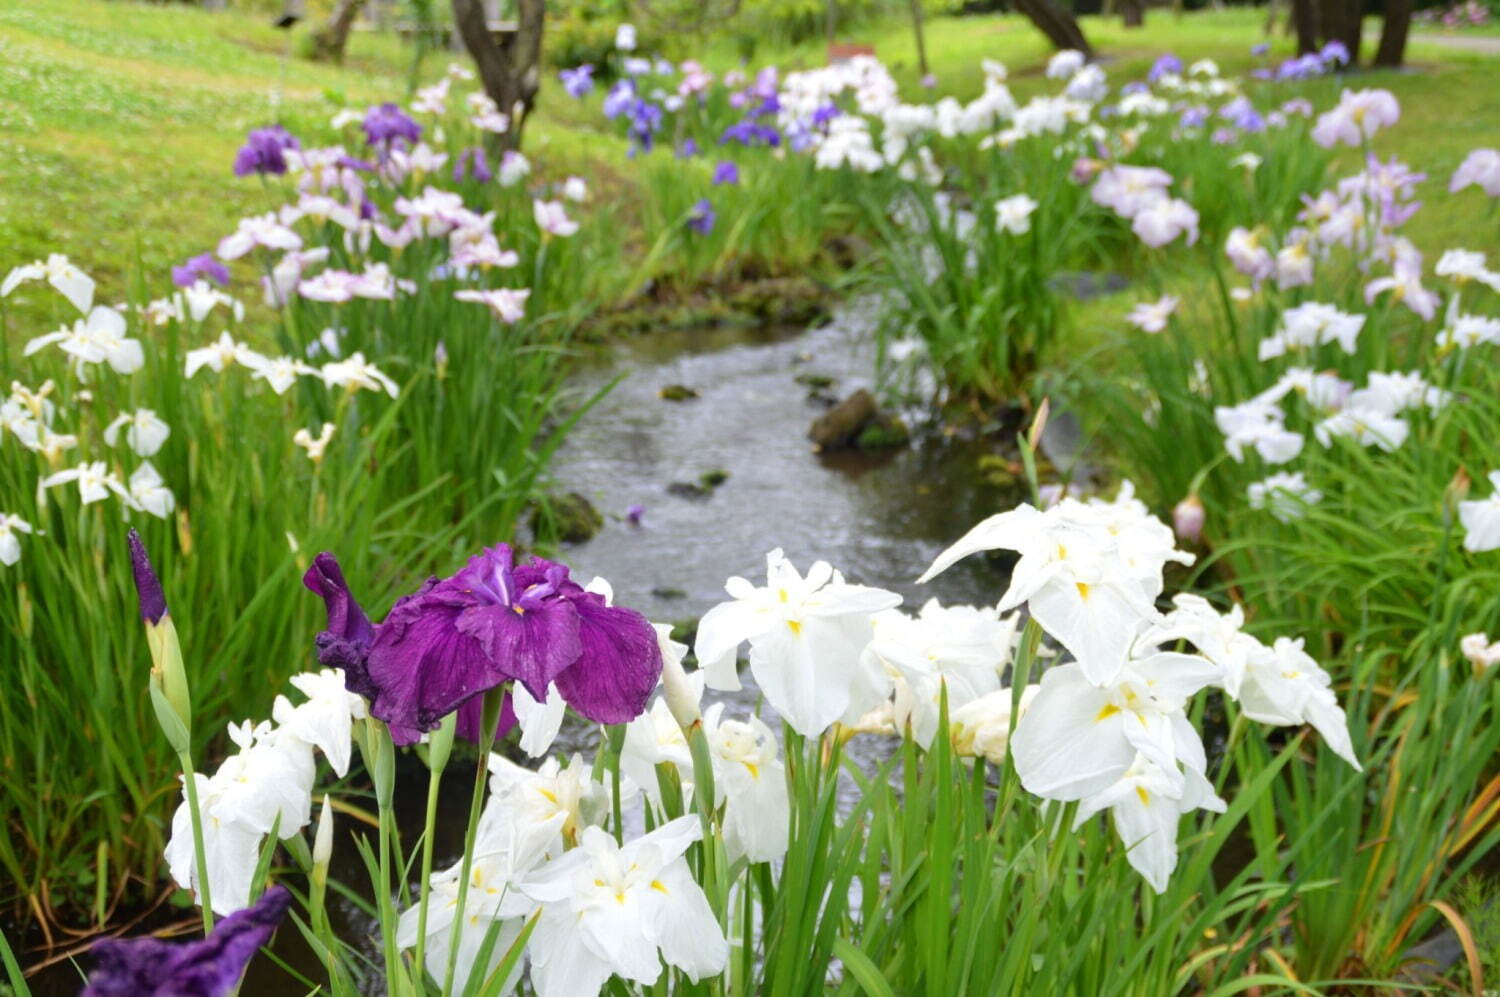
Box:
1412;33;1500;55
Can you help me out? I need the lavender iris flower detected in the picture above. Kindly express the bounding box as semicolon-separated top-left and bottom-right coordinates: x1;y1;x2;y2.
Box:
625;504;645;526
304;546;661;745
172;253;231;289
559;64;595;99
627;99;663;154
1147;53;1182;84
1320;40;1351;67
232;125;300;177
453;147;493;184
688;199;716;236
676;138;700;159
83;886;291;996
362;103;422;150
712;160;740;186
1251;42;1271;56
1179;107;1209;129
602;80;637;120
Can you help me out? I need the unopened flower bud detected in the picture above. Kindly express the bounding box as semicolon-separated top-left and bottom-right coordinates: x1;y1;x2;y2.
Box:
1173;494;1206;543
313;794;335;867
653;623;701;729
129;529;191;739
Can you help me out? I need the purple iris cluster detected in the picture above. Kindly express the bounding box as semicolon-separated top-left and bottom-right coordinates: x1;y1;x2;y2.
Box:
362;102;422;151
232;124;300;177
1219;96;1266;133
1251;40;1351;81
172;253;231;289
304;544;662;745
83;886;291;996
720;119;780;148
603;80;664;155
559;63;595;99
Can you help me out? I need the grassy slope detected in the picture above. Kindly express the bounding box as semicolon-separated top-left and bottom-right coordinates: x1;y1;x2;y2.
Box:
1;2;1497;317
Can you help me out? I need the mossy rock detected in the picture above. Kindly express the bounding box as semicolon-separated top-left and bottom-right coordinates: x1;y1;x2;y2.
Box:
794;372;836;390
533;491;604;544
698;469;730;489
659;384;699;402
856;414;911;451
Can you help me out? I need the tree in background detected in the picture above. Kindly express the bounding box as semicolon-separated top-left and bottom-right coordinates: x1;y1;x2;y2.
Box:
452;0;546;150
309;0;368;62
1287;0;1412;67
1012;0;1093;53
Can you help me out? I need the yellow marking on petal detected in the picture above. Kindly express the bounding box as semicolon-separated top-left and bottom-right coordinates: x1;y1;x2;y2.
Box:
744;762;759;780
538;787;559;804
778;588;789;603
1076;582;1090;600
594;878;605;887
787;619;802;637
1095;703;1120;722
1136;786;1150;805
1282;671;1301;680
651;880;670;895
615;892;627;904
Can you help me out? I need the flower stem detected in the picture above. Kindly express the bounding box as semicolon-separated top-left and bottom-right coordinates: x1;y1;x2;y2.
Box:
410;712;455;988
178;751;214;933
442;692;501;996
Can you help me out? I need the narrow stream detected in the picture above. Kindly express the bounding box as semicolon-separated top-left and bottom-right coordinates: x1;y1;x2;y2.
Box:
549;301;1018;621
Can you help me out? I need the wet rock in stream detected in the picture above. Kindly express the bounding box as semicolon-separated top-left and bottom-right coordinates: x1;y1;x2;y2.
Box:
809;388;910;451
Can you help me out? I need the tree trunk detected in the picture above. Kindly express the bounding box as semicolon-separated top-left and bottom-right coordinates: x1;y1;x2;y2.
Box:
1120;0;1145;28
1291;0;1320;52
309;0;366;63
909;0;931;77
1013;0;1094;55
452;0;545;151
1337;0;1363;64
1373;0;1412;65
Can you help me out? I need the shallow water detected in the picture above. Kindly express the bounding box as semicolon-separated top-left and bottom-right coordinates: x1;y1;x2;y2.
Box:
548;303;1019;621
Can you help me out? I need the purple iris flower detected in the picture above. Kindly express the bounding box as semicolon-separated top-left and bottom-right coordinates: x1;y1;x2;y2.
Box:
83;886;291;996
627;98;664;154
1251;42;1271;56
559;64;595;99
363;102;422;150
712;160;740;186
1121;81;1149;96
687;199;716;236
454;147;493;184
232;125;300;177
304;546;661;745
172;253;231;289
1320;40;1351;67
754;94;781;118
625;504;644;526
303;554;379;703
810;102;840;129
677;138;700;159
1147;53;1182;84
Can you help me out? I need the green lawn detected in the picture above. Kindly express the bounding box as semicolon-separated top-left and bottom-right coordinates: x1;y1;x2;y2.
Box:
2;1;1497;313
